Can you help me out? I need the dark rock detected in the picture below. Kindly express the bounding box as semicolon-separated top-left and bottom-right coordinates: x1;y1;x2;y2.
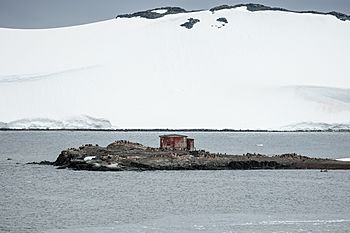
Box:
117;7;189;19
210;4;274;12
116;4;350;22
217;17;228;23
53;151;75;166
39;160;54;165
209;3;350;21
228;160;286;169
27;160;54;165
245;4;276;12
180;18;200;29
328;11;350;21
7;158;12;160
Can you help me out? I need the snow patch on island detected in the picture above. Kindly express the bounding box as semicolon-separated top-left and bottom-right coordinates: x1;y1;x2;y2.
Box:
336;158;350;162
152;9;168;14
84;156;96;161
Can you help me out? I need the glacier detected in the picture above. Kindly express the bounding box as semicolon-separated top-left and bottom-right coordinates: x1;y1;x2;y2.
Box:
0;5;349;129
0;115;112;129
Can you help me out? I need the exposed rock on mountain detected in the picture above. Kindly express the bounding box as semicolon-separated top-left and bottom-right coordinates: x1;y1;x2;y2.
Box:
210;4;350;21
180;18;200;29
216;17;228;24
117;7;190;19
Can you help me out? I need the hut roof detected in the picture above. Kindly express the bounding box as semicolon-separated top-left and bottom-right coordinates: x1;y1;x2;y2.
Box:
159;134;188;138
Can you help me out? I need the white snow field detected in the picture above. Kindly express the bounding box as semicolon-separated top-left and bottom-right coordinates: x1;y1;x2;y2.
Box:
0;6;350;129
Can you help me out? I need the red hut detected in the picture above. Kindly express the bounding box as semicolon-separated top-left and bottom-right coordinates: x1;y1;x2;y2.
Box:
159;134;195;151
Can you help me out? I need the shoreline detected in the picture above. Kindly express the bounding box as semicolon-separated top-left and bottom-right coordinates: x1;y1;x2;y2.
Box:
2;128;350;133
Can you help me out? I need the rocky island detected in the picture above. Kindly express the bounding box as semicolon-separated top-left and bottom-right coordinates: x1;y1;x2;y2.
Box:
40;137;350;171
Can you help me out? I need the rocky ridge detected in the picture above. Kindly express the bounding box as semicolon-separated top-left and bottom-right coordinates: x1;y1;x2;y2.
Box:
116;4;350;21
209;4;350;21
116;7;192;19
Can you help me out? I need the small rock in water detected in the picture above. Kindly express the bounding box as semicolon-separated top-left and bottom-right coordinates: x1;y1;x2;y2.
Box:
7;158;12;160
26;160;54;165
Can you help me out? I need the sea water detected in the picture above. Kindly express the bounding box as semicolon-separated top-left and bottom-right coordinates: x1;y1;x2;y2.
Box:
0;131;350;233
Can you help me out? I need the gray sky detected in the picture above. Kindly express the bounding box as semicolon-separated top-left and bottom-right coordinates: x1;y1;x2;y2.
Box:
1;0;350;28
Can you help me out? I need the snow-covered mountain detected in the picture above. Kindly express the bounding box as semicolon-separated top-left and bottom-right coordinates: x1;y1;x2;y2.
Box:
0;4;349;129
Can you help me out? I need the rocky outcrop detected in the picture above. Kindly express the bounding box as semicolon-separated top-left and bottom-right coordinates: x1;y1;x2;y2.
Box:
27;160;54;165
30;140;350;171
180;18;200;29
117;7;190;19
228;160;285;169
217;17;228;24
210;4;350;21
116;4;350;22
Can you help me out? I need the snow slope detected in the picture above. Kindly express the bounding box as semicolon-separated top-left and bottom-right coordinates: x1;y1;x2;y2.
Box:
0;5;350;129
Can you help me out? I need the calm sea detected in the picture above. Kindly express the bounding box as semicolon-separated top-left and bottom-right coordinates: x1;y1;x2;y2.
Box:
1;131;350;233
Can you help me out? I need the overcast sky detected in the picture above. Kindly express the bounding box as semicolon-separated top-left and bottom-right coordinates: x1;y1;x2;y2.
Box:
1;0;350;28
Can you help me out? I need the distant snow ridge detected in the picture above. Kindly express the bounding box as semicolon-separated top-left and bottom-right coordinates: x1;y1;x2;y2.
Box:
1;115;112;129
6;118;63;129
0;122;7;129
63;115;112;129
281;122;350;131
